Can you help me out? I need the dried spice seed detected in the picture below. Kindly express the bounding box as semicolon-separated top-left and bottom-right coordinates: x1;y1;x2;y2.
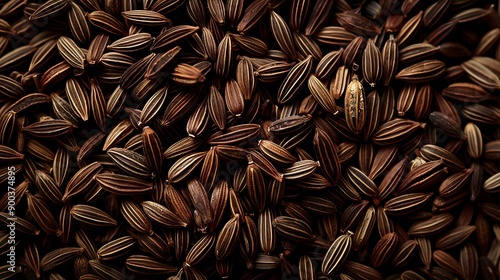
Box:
0;1;498;279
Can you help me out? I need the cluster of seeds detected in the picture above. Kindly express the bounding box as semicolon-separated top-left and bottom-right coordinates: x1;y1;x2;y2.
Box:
0;0;500;279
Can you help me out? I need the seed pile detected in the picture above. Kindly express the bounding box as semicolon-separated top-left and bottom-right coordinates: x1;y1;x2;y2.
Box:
0;0;500;279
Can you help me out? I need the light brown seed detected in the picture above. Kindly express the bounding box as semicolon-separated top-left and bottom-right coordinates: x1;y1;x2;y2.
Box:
87;11;128;36
26;192;62;236
258;140;297;165
236;58;255;101
29;0;69;21
315;49;344;81
185;234;216;266
294;32;322;61
122;10;170;26
215;33;232;79
362;39;382;87
462;59;500;90
224;78;244;117
420;144;465;172
395;59;446;83
353;205;376;250
384;192;433;216
395;11;423;47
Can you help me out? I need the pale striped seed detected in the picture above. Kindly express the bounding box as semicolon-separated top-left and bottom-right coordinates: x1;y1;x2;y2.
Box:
71;204;117;227
315;48;344;81
122;10;170;26
88;260;124;280
95;173;153;195
322;231;353;275
68;2;91;45
215;214;240;260
309;73;338;114
353;205;376;250
439;169;473;198
384;192;433;216
208;124;261;145
331;65;350;100
185;234;216;266
278;56;313;104
420;144;465;172
97;236;136;261
57;36;85;71
372;119;424;146
281;160;319;180
269;10;296;60
41;247;83;271
342;261;383;280
462;59;500;90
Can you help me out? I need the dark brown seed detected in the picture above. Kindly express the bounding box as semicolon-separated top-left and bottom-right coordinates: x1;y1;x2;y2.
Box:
336;10;381;37
215;214;240;260
41;247;84;271
371;233;398;267
273;216;314;242
270;10;296;60
26;192;62;236
322;232;353;275
237;0;267;34
278;55;313;104
95;173;153;195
